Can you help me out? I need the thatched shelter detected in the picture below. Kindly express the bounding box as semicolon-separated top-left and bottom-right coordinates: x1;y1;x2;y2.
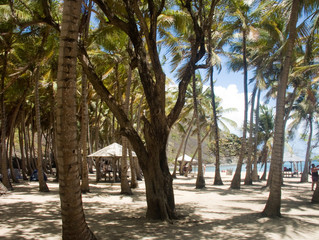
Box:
177;154;198;174
88;143;137;182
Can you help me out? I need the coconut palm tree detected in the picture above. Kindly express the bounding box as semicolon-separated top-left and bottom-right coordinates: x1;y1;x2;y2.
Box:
192;74;205;189
258;105;274;181
224;0;255;189
56;0;96;238
287;87;318;182
262;0;300;218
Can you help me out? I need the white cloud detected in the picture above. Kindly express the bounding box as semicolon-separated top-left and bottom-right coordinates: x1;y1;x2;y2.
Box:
215;84;247;135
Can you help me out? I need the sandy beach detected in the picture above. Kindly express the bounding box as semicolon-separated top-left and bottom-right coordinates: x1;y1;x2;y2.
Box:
1;172;319;240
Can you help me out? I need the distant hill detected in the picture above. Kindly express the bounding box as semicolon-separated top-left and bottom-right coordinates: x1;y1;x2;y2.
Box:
167;126;214;165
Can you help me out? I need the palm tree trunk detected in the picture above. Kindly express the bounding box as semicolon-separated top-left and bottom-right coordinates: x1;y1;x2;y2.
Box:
80;0;93;193
80;73;90;193
231;29;248;189
252;88;261;181
18;124;28;180
193;77;205;189
244;86;257;185
210;67;223;185
260;145;269;181
56;0;96;238
262;0;300;217
0;49;12;190
301;114;313;182
35;67;49;192
120;63;133;194
8;95;26;183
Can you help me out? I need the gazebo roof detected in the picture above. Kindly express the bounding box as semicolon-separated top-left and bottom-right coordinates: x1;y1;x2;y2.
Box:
177;154;198;163
88;143;137;158
283;153;304;162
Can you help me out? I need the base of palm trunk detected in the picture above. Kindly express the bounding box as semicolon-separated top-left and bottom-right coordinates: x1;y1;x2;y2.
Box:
196;176;205;189
214;177;223;185
312;187;319;203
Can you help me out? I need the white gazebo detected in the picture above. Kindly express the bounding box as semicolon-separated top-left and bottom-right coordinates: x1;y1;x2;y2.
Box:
283;153;305;177
177;154;198;175
88;143;137;182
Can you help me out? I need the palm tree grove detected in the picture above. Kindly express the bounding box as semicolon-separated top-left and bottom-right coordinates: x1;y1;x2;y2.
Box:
1;0;319;239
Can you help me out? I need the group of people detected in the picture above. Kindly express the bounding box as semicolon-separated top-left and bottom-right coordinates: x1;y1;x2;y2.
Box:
311;164;319;191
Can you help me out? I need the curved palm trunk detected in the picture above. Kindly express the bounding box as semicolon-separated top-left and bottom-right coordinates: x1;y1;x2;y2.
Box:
231;29;248;189
56;0;96;238
301;114;313;182
262;0;299;217
210;67;223;185
8;95;26;183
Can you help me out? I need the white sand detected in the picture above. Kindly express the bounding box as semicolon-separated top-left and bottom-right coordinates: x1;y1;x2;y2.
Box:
1;172;319;239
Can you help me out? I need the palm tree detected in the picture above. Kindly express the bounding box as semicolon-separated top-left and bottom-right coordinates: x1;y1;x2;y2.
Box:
80;0;93;194
56;0;96;238
258;105;274;181
262;0;300;218
243;86;257;185
193;75;205;189
288;87;318;182
225;0;253;189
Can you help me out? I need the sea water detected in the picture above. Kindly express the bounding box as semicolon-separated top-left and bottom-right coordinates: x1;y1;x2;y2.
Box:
172;160;319;175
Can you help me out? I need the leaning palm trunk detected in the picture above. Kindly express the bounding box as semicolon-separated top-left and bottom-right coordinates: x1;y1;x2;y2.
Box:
56;0;96;238
262;0;300;217
8;97;25;183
